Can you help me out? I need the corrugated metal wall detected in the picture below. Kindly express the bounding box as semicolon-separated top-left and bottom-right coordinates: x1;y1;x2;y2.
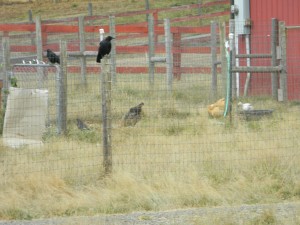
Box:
238;0;300;99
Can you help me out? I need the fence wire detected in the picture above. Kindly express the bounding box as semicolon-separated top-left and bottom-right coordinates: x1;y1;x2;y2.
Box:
0;21;300;188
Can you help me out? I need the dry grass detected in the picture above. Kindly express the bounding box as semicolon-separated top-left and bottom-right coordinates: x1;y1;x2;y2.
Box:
0;73;300;220
0;0;299;222
0;0;218;23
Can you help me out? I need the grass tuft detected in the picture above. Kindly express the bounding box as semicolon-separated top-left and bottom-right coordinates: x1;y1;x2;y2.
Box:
252;210;277;225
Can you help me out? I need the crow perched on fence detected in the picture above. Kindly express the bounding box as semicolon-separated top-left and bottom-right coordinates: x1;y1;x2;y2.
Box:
122;102;144;127
47;49;60;64
76;118;90;130
96;36;115;63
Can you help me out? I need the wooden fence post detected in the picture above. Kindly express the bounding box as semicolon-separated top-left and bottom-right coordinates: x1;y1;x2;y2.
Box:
145;0;150;21
0;80;3;110
109;15;117;83
153;10;159;44
271;18;279;100
210;21;217;101
2;37;10;106
173;32;181;80
164;18;173;92
35;15;47;88
35;16;43;64
28;10;33;22
88;2;93;16
35;16;47;51
148;14;155;87
278;21;287;102
243;34;251;97
78;16;87;86
28;10;35;45
101;56;112;174
198;0;202;16
57;41;68;135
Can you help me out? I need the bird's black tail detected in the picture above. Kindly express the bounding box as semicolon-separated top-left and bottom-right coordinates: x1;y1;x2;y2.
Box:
96;54;102;63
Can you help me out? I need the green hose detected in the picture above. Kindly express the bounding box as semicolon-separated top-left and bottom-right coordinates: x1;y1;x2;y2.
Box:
223;48;231;117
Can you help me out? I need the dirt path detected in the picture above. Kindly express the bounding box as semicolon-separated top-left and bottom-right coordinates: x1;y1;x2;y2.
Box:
1;202;300;225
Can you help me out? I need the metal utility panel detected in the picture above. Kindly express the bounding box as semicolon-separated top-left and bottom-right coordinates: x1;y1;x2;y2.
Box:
232;0;250;35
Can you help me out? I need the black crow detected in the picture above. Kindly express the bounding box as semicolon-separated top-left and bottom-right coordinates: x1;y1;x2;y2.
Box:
122;102;144;127
96;36;115;63
76;118;90;130
47;49;60;64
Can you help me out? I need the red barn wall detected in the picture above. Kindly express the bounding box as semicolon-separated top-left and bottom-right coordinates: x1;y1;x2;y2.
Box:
238;0;300;100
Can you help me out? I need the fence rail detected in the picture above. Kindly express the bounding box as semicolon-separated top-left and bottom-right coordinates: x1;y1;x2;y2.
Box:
1;2;300;193
0;5;229;96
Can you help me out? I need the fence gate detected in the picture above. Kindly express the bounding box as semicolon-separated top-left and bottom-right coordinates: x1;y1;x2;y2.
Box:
230;18;287;101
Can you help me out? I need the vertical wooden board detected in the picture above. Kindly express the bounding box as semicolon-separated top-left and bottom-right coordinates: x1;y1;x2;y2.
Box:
0;80;2;110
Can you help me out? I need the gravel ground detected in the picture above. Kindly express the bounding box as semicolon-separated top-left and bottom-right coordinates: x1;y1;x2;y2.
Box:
1;202;300;225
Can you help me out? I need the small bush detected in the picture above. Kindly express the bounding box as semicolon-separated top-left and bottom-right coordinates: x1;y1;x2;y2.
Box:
162;124;185;136
251;210;277;225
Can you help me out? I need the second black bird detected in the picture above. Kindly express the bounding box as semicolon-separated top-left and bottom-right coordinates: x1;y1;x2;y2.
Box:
47;49;60;64
96;36;115;63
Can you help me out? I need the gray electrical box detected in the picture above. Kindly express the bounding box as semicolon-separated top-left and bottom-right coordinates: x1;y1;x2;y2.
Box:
232;0;251;35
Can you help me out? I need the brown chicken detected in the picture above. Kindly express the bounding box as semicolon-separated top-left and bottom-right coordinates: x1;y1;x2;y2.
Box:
207;98;225;118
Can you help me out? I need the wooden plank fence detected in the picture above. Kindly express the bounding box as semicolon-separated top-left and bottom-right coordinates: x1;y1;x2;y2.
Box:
0;22;226;68
0;1;230;93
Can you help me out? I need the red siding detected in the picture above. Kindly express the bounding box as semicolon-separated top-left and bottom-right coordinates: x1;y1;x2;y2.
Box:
250;0;300;25
239;0;300;99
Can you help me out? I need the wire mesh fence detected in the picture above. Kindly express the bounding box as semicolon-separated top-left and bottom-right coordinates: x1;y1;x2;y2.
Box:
0;19;300;188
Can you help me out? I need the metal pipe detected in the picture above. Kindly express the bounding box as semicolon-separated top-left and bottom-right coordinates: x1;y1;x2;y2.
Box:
243;34;251;96
230;0;235;19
